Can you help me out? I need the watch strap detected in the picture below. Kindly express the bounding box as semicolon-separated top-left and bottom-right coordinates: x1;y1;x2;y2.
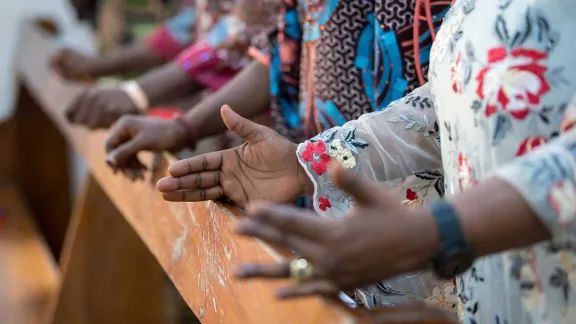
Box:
428;199;476;279
429;199;467;250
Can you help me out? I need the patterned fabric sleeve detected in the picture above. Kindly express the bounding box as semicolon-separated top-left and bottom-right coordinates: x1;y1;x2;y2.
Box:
146;4;198;61
174;18;239;92
296;83;443;218
493;93;576;247
295;83;455;310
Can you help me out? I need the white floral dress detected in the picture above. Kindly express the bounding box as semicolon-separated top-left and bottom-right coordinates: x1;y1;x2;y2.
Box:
295;0;576;322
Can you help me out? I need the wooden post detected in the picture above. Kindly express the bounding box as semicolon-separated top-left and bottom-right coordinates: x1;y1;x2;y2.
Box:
11;85;72;259
47;175;164;324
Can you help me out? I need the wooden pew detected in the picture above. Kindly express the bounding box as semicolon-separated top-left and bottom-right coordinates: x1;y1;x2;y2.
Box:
0;20;457;324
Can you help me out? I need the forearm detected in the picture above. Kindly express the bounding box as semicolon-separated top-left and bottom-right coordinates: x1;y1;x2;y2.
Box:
451;177;550;257
138;63;204;107
89;42;165;77
184;60;270;139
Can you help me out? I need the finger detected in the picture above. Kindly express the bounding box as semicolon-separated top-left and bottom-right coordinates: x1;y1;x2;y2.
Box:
161;186;224;202
221;105;267;143
167;151;225;177
85;101;103;129
235;263;289;279
156;171;222;192
246;203;328;240
105;121;133;153
86;96;111;129
73;91;96;124
50;51;65;75
66;92;85;122
331;164;384;206
107;136;144;167
235;219;319;255
121;166;146;181
276;280;339;299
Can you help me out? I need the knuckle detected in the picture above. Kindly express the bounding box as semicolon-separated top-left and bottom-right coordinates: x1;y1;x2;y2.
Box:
318;253;339;273
118;115;135;126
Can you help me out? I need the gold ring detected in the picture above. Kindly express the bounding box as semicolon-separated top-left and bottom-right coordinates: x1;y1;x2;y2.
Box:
289;258;314;283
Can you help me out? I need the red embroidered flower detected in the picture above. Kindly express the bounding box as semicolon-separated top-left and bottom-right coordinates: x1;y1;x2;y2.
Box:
300;140;331;175
475;47;550;120
318;197;331;211
451;53;464;93
405;189;419;201
515;136;547;156
457;153;477;191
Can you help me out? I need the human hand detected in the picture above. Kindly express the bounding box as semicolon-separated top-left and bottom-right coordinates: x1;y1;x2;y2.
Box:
234;165;439;299
156;105;312;208
66;87;140;129
105;115;189;181
51;48;102;81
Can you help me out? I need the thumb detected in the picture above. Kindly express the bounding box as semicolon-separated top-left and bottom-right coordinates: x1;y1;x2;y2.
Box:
221;105;266;143
330;163;391;206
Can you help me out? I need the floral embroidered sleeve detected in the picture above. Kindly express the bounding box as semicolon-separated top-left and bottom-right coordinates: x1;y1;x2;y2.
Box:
296;83;444;218
493;93;576;247
146;3;198;61
296;84;456;310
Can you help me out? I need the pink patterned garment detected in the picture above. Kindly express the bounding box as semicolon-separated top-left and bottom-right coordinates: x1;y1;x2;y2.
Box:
154;0;281;91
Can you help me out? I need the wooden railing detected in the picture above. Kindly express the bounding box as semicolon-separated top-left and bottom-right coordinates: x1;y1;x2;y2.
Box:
0;20;457;324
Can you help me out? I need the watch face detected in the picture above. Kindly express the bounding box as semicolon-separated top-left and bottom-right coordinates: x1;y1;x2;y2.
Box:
436;250;475;279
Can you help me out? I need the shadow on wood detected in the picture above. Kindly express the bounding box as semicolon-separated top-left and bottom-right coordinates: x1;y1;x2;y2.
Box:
0;185;59;324
10;86;72;259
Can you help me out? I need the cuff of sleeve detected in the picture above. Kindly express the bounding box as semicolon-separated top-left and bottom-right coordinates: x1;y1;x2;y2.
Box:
295;141;353;219
146;26;187;61
492;144;576;245
175;41;236;91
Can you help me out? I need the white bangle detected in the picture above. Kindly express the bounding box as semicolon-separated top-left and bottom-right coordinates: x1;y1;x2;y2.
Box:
119;80;149;112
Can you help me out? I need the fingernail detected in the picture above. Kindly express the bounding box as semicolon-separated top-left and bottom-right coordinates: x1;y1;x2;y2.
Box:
234;265;248;278
235;221;251;234
276;288;291;299
106;156;116;167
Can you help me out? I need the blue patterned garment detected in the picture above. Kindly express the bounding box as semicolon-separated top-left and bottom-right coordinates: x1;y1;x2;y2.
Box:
250;0;451;143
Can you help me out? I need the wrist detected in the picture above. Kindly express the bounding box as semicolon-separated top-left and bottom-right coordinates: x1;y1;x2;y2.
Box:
407;207;441;270
186;111;208;140
119;80;150;113
86;58;116;78
174;116;198;150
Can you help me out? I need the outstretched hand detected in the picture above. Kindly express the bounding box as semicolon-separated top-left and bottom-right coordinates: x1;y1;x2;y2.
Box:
105;115;189;180
234;165;439;299
156;105;313;208
51;48;100;81
66;88;140;130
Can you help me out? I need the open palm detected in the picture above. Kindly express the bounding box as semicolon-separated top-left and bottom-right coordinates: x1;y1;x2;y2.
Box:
156;106;311;208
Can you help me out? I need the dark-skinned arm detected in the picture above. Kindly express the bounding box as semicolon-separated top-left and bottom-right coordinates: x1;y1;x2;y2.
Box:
137;62;204;107
424;129;576;258
86;42;166;77
182;60;271;139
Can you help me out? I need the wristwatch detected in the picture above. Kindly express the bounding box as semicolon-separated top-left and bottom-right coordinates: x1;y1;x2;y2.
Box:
428;199;476;279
